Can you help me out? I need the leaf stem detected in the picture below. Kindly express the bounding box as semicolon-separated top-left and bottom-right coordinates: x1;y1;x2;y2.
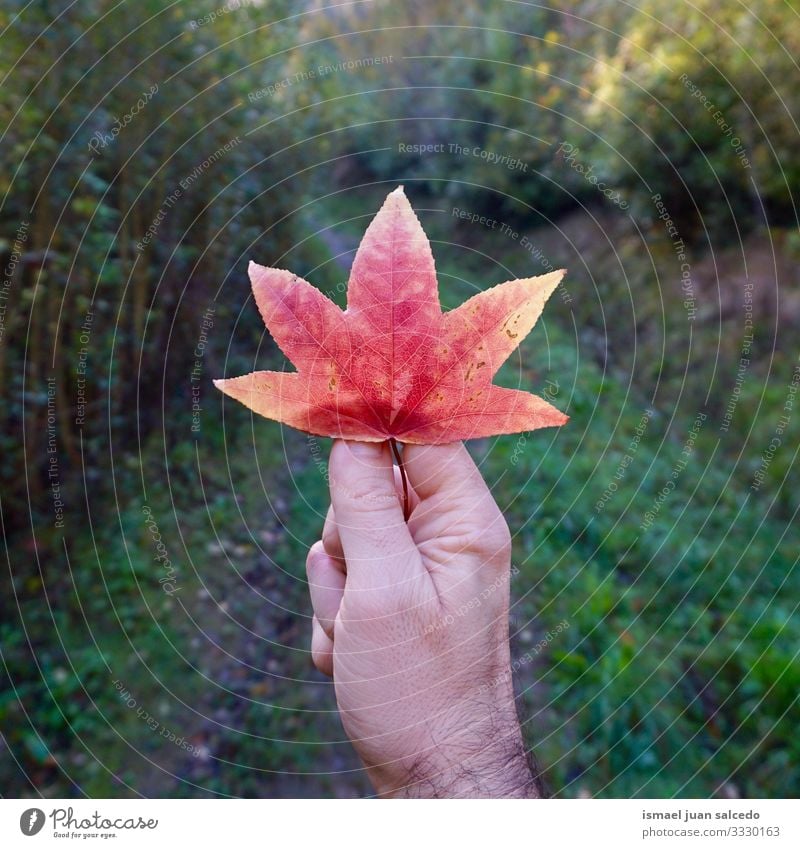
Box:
389;437;410;522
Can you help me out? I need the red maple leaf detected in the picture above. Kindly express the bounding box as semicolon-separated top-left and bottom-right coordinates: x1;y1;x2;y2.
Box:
214;187;568;444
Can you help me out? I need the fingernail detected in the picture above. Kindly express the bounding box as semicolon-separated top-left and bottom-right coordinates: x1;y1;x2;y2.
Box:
344;439;382;459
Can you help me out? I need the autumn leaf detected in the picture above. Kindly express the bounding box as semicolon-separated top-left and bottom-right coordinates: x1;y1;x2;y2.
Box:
214;187;568;444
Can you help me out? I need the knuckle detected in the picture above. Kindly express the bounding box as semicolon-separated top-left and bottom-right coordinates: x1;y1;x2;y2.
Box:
490;518;513;562
477;502;512;561
341;579;432;626
449;504;511;564
338;476;399;510
305;540;326;576
311;648;331;676
340;591;387;623
310;626;333;676
321;522;339;554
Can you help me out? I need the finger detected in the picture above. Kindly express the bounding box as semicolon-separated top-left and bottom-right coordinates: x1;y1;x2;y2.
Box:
322;506;345;564
306;541;345;639
402;442;510;564
310;616;333;677
328;440;426;592
403;441;491;505
323;468;419;563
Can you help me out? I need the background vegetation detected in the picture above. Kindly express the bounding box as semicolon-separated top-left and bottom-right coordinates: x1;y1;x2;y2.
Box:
1;0;798;798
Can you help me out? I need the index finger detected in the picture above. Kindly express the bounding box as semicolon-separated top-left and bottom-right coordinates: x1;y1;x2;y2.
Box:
402;442;490;504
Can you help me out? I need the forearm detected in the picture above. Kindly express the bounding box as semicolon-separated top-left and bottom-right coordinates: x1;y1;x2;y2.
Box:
375;748;541;799
363;697;541;798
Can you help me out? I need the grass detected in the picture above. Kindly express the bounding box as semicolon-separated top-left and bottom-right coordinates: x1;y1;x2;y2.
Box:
2;208;798;798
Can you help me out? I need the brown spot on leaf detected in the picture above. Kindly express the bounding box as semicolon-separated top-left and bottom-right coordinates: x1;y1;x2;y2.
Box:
502;315;519;339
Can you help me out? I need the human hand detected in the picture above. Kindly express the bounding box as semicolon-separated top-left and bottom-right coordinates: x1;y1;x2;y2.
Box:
305;439;539;798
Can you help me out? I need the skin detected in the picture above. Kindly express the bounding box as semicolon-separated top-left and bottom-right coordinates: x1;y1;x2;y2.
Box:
305;439;540;798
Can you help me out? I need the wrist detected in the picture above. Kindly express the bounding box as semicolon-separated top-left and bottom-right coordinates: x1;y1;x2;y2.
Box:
367;697;540;798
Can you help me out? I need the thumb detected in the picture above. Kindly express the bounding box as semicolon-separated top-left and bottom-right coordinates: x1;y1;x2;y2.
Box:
328;440;424;593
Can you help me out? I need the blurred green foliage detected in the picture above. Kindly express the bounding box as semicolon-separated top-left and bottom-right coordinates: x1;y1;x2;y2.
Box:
1;0;797;798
